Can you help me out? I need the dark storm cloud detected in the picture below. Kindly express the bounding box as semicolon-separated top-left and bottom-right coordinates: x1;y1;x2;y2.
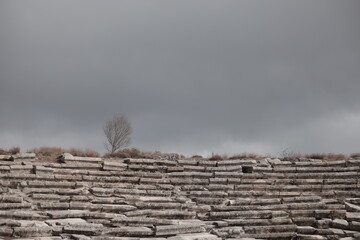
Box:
1;0;360;156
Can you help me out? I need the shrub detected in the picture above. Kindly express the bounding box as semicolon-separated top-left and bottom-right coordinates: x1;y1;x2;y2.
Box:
30;146;64;156
8;146;20;155
0;148;6;154
191;154;203;159
278;149;302;160
350;153;360;159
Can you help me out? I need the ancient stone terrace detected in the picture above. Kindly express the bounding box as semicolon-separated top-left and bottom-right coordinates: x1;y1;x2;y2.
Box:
0;153;359;240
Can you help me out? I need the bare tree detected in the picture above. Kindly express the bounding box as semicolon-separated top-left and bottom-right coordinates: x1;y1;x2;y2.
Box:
103;115;132;153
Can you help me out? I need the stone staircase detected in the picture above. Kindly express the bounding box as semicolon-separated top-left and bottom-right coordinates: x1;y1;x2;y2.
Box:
0;153;359;239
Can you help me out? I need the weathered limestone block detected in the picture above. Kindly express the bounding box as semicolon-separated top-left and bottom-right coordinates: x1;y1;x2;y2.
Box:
16;220;48;227
252;166;272;172
296;234;327;240
9;164;33;172
183;165;205;172
214;171;242;178
233;232;296;239
71;234;92;240
59;153;102;163
114;188;146;195
206;166;242;172
0;210;45;220
0;155;13;161
140;178;170;184
111;216;173;226
13;226;52;237
0;226;13;236
47;210;90;219
282;196;322;203
39;202;70;210
0;202;32;210
332;219;350;230
292;217;317;226
105;226;154;237
0;195;23;203
45;218;87;226
345;202;360;212
181;185;205;191
150;210;196;219
296;226;316;234
143;196;176;202
155;224;205;236
198;161;217;167
212;226;245;238
178;159;199;166
167;166;184;172
168;172;213;178
189;191;228;198
350;221;360;231
126;158;177;166
243;224;297;234
170;178;209;185
101;204;137;212
209;210;288;219
63;224;104;236
90;187;114;196
316;219;332;229
34;166;54;175
27;180;77;188
0;218;21;227
0;166;10;173
194;197;227;205
167;233;221;240
206;184;234;191
103;161;127;171
61;162;102;170
134;202;181;209
129;164;167;172
329;227;346;237
217;159;257;166
210;178;228;184
13;152;36;159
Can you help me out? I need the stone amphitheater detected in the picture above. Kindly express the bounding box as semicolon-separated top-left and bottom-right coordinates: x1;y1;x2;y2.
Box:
0;153;359;240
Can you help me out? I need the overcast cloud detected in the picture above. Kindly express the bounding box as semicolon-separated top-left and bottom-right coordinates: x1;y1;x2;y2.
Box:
1;0;360;156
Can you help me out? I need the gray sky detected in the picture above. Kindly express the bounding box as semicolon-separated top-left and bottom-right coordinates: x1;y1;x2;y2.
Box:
1;0;360;156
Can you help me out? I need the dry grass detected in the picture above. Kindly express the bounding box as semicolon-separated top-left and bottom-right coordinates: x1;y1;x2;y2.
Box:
303;153;348;160
0;146;20;155
68;148;100;158
29;146;100;158
229;153;264;160
208;154;224;161
104;148;185;160
350;153;360;159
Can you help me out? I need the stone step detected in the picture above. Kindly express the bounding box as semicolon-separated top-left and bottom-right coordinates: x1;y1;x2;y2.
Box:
243;224;297;234
231;232;296;239
225;217;292;226
111;216;173;226
208;210;289;220
125;210;196;219
63;223;104;236
104;226;154;237
13;226;53;237
155;224;205;236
